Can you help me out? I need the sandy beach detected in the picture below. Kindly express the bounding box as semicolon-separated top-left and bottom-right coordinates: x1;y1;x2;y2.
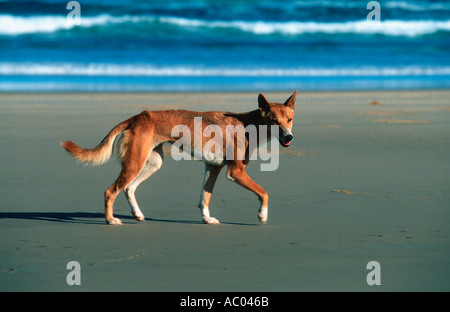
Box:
0;90;449;292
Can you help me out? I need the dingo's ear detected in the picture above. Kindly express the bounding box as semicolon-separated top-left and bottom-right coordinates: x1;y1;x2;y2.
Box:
284;90;298;110
258;93;271;116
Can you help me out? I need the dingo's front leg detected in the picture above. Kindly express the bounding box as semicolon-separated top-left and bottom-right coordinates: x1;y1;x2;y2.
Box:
227;162;269;223
198;164;222;224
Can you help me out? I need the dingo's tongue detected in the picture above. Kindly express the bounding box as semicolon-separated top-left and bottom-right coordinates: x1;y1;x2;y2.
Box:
284;141;291;146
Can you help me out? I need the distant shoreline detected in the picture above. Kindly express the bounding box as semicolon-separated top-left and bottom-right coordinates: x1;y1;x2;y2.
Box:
1;74;449;93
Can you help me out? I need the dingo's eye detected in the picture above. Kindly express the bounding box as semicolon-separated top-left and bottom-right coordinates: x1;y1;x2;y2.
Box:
288;118;292;123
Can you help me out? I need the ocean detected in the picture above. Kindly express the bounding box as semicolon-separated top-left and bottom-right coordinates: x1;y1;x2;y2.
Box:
0;0;449;92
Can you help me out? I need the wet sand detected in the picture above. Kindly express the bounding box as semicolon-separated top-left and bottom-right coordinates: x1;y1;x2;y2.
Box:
0;90;449;291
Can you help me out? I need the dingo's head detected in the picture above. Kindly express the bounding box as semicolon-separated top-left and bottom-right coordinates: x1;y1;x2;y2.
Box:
258;90;297;148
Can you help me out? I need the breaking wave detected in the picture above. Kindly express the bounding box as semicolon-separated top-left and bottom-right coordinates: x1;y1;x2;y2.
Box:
2;62;450;77
1;14;449;37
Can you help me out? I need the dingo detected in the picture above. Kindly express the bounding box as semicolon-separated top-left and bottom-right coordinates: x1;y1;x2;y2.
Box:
61;91;297;225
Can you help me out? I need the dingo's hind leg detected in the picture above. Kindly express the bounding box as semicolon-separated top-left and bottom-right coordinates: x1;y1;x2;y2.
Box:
124;144;164;222
104;121;154;225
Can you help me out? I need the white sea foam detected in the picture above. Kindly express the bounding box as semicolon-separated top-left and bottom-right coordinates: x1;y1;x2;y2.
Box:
0;14;449;37
0;14;153;35
1;62;449;77
160;17;450;37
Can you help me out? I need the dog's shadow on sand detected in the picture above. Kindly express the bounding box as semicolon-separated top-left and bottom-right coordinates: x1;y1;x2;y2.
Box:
0;212;257;226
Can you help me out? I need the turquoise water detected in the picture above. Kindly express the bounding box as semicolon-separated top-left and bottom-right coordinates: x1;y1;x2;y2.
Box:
1;0;449;91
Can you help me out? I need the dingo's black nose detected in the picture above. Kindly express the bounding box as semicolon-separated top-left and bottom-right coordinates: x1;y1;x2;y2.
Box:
285;134;293;142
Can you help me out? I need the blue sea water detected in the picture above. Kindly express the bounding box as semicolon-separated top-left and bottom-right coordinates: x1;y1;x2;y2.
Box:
0;0;449;92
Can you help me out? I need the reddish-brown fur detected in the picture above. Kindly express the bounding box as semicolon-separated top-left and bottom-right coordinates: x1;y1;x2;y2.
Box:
61;91;297;225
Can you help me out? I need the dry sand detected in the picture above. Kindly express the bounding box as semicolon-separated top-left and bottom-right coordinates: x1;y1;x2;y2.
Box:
0;90;449;292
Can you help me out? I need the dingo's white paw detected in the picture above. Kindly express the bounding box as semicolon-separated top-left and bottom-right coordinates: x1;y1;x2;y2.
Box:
107;217;123;225
132;211;145;222
258;209;268;224
203;217;220;225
